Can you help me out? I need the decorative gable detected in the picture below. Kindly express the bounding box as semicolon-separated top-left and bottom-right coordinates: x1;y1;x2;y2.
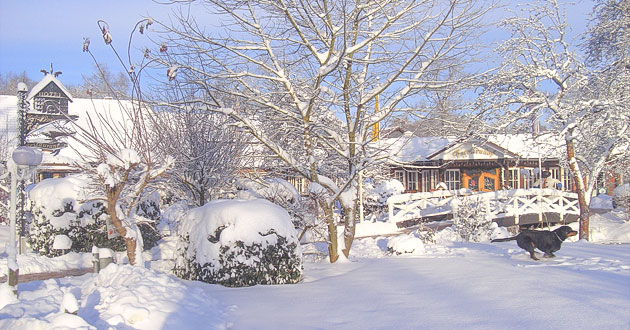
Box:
27;74;73;114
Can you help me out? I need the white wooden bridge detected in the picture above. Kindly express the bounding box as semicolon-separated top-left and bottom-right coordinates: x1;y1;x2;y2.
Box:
386;188;580;228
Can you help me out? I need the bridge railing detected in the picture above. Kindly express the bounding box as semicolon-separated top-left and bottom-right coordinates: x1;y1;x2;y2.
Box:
387;188;579;225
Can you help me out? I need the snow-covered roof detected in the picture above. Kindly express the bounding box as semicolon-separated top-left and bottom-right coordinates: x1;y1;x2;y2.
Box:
45;98;136;164
0;93;136;166
377;133;565;165
26;74;74;102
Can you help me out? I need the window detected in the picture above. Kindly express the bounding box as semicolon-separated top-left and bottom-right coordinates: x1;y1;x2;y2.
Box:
445;169;461;190
421;169;439;192
562;168;573;191
521;169;541;189
394;170;405;187
508;168;520;189
406;171;418;191
288;176;308;195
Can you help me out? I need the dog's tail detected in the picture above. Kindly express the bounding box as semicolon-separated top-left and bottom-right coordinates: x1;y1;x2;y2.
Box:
491;236;517;243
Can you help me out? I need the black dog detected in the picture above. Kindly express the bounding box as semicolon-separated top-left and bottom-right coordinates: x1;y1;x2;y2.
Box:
491;226;577;260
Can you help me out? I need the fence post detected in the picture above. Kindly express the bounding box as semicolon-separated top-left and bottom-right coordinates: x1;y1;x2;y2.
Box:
388;200;394;223
513;197;520;225
559;194;565;224
92;246;100;273
537;190;543;224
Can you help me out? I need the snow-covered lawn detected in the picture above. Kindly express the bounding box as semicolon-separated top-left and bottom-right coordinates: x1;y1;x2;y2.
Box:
1;211;629;329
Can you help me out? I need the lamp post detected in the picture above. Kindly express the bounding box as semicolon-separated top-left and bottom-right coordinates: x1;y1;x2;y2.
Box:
16;82;29;254
6;146;42;296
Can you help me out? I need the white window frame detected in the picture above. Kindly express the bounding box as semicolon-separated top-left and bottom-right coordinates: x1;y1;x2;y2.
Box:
394;170;405;188
561;167;572;191
445;169;461;191
422;170;439;192
406;171;418;191
508;168;520;189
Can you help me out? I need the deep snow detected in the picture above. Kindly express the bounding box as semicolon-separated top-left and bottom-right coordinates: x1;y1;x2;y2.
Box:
1;209;629;329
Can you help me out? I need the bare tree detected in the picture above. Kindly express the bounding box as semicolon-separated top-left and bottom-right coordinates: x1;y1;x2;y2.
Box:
150;86;249;207
475;0;629;240
63;19;173;265
148;0;493;261
0;72;37;95
68;64;131;99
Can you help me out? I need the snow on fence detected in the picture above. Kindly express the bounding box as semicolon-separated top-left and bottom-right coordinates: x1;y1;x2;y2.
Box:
387;188;579;225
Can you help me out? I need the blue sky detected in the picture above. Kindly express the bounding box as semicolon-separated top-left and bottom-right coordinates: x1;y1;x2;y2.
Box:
0;0;595;87
0;0;174;85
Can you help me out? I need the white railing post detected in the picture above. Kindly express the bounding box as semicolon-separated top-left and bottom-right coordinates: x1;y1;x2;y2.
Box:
558;193;564;224
537;189;543;224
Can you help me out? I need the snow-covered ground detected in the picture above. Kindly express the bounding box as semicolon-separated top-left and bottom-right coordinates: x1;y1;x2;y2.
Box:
1;209;629;329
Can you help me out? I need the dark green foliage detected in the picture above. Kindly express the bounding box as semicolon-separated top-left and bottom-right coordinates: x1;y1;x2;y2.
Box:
28;202;74;257
29;200;162;256
70;201;126;252
174;229;302;287
134;199;162;250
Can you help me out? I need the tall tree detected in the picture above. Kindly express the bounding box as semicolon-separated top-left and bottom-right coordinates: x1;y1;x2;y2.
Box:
149;0;493;261
475;0;629;240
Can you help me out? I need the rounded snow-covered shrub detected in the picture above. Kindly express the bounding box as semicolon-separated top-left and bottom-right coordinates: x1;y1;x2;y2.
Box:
387;234;425;255
29;175;161;256
173;199;302;287
28;177;83;257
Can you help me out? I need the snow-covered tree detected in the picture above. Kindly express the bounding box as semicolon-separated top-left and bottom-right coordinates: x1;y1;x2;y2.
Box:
150;87;249;207
66;20;174;265
475;0;629;240
149;0;493;262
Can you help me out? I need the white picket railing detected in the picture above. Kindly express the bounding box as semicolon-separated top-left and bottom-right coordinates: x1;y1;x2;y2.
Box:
387;188;579;225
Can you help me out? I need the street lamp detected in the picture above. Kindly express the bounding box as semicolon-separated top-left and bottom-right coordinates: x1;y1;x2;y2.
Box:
6;146;42;296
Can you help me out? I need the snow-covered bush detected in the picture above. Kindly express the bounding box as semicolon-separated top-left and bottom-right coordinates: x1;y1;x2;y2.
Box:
28;176;162;257
415;226;437;244
70;199;162;253
364;179;404;221
237;177;319;241
28;177;83;257
387;234;425;255
173;199;302;287
159;200;189;235
451;196;496;242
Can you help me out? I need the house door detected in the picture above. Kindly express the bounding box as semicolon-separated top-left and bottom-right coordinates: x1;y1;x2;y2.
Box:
463;169;499;192
479;171;499;192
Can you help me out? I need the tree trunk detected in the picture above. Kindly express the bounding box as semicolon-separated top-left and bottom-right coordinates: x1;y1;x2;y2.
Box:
341;202;357;258
576;193;590;240
124;237;138;265
566;135;589;240
106;189;139;265
320;201;339;263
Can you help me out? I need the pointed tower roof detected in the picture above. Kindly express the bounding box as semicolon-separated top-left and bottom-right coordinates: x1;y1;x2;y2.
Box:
27;74;74;102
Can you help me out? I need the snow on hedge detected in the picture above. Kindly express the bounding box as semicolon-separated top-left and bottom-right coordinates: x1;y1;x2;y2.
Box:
27;175;161;257
174;199;302;286
29;176;88;221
